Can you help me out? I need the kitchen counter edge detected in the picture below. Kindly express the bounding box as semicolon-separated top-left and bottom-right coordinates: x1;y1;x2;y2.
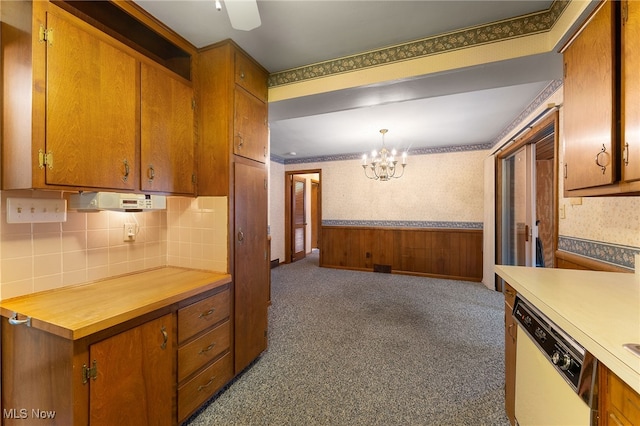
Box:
0;267;232;340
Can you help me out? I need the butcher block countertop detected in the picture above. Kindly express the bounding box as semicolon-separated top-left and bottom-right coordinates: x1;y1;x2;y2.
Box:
0;267;231;341
495;265;640;394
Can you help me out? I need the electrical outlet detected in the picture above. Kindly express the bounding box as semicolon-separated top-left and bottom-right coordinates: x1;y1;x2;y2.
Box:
123;223;137;242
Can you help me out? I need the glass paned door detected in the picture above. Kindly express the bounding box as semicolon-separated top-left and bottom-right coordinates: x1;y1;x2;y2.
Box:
501;145;536;266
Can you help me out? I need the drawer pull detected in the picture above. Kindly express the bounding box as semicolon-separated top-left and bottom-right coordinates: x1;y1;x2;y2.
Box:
609;412;624;426
197;376;216;392
595;144;609;174
199;309;215;319
160;325;168;350
8;312;31;327
199;343;216;355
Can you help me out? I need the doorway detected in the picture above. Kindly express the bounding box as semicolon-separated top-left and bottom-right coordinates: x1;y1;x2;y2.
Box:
497;111;558;270
284;169;322;264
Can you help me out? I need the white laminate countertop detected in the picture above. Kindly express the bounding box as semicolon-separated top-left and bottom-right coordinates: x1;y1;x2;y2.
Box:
495;265;640;394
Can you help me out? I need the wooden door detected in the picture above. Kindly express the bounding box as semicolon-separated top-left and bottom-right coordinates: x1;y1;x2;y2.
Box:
234;162;268;373
623;0;640;182
311;180;319;249
45;11;137;190
89;314;173;426
234;87;268;163
563;0;617;191
141;63;195;194
291;176;306;262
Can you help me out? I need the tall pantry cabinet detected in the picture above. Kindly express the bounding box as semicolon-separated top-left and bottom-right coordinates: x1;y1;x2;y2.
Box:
196;40;270;374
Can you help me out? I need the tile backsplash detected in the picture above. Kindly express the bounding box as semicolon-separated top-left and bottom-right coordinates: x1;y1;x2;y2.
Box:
0;190;228;300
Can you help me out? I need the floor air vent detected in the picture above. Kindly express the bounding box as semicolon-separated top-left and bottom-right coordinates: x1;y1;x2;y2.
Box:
373;264;392;273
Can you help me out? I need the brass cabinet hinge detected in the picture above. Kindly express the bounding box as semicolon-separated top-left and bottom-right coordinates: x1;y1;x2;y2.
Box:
192;98;196;110
192;173;197;184
38;25;53;46
38;150;53;170
264;179;267;189
82;360;97;384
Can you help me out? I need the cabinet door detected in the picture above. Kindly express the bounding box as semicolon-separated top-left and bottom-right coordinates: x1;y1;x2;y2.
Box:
234;162;269;373
141;63;195;194
234;87;268;163
235;51;268;102
563;0;617;191
89;314;174;426
622;0;640;182
504;303;517;425
45;11;137;190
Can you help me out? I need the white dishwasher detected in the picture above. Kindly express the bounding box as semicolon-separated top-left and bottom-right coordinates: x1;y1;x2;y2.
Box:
512;296;598;426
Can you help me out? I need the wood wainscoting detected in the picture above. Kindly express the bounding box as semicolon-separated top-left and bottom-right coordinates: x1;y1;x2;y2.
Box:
555;250;633;273
320;226;483;281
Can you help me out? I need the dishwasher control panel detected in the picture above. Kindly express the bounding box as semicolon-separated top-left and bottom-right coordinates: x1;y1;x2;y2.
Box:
512;297;585;391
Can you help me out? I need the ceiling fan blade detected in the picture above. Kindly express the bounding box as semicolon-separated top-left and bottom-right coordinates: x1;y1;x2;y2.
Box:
224;0;261;31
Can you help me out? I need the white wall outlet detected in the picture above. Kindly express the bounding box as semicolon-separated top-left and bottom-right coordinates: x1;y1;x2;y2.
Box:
6;198;67;223
123;223;138;242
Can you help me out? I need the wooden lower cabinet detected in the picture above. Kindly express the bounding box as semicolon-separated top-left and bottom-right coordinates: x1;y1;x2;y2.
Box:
1;312;174;426
177;288;233;423
599;364;640;426
503;283;517;426
89;314;174;426
0;270;233;425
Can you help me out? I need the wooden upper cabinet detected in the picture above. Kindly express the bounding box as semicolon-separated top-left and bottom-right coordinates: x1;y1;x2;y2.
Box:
45;11;138;190
235;51;268;102
563;0;617;192
1;1;197;193
141;63;195;195
234;87;268;163
196;40;269;196
622;0;640;183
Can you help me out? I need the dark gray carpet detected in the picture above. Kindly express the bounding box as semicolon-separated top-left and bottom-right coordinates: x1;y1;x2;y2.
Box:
186;251;510;425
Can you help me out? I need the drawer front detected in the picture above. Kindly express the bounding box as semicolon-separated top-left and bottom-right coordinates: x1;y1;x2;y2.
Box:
178;289;230;344
235;52;267;102
178;352;233;422
178;321;230;382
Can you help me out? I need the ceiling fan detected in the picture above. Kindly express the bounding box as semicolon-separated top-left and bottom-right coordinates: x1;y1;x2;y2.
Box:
216;0;261;31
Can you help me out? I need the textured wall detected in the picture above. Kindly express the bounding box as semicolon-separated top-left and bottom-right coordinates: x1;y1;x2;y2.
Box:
556;107;640;269
283;150;486;224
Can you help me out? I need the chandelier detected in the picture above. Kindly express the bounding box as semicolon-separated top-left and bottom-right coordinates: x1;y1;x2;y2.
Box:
361;129;407;181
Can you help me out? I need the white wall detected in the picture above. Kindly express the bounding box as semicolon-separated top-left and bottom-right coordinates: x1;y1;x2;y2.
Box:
269;161;286;263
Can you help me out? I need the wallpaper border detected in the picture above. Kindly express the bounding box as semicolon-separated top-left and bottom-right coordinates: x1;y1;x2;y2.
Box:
323;220;483;230
558;236;639;270
269;1;569;87
271;142;492;165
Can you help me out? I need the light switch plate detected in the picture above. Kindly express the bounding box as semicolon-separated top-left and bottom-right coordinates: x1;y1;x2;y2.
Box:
6;198;67;223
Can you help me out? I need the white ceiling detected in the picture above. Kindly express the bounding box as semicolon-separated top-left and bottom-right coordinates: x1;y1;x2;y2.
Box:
133;0;594;159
